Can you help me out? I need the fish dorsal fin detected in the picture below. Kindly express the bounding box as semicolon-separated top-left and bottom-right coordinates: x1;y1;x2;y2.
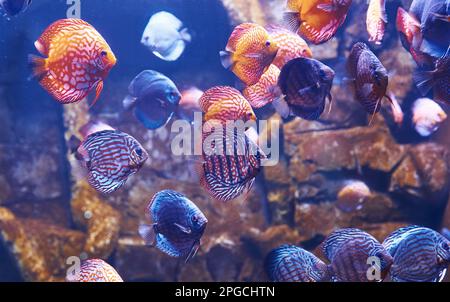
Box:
226;23;258;52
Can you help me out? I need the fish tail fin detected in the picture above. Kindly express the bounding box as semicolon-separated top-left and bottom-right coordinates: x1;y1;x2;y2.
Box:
219;50;234;70
68;135;82;155
283;11;301;33
89;81;104;109
28;54;48;79
138;223;157;246
413;69;435;96
272;95;291;118
123;95;137;111
179;27;192;43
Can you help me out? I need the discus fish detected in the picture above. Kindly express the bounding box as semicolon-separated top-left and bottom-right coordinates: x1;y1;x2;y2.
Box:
366;0;387;45
29;19;116;107
383;225;450;282
412;98;447;137
176;87;203;122
139;190;207;263
322;228;393;282
141;11;191;61
336;180;371;213
265;245;330;282
123;70;181;130
72;122;148;194
284;0;352;44
220;23;279;86
243;64;281;108
66;259;123;282
0;0;31;16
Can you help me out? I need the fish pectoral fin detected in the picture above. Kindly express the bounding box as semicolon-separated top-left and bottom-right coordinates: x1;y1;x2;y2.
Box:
28;54;48;79
413;69;435;96
139;223;157;246
89;80;104;109
185;240;200;263
173;223;192;234
316;3;336;12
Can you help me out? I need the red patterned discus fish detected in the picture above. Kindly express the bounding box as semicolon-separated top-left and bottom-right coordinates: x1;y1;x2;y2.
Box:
29;18;117;106
73;122;148;194
66;259;123;282
243;64;281;108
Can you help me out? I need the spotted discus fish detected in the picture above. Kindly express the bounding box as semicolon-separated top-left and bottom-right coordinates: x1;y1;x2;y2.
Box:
66;259;123;282
366;0;387;45
243;64;281;108
322;228;393;282
265;245;330;282
284;0;352;44
139;190;207;263
266;25;312;69
29;18;117;106
383;226;450;282
73;122;148;194
220;23;279;86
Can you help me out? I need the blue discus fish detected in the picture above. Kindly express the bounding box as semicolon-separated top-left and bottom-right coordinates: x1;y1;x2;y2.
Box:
139;190;208;263
265;245;330;282
383;225;450;282
123;70;181;130
322;228;393;282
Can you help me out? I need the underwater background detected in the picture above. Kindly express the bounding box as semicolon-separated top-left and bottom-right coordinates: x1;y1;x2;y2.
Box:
0;0;449;282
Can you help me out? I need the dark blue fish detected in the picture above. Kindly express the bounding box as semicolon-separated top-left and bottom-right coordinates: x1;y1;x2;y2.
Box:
123;70;181;130
0;0;31;16
265;245;330;282
383;225;450;282
139;190;208;263
322;228;393;282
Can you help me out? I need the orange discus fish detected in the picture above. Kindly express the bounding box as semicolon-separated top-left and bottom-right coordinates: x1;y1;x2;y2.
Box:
220;23;279;86
243;64;281;108
266;25;312;69
366;0;387;45
284;0;352;44
29;18;117;107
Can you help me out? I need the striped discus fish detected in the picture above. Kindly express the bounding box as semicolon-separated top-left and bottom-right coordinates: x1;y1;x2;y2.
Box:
243;64;281;108
265;245;330;282
74;124;148;194
322;228;393;282
383;225;450;282
139;190;207;263
29;18;116;106
66;259;123;282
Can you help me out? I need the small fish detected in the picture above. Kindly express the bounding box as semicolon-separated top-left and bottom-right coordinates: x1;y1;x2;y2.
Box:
284;0;352;44
139;190;207;262
336;180;371;213
220;23;279;86
72;122;149;194
199;86;257;124
141;11;191;61
366;0;387;45
275;57;335;120
322;228;393;282
29;19;116;107
413;52;450;104
265;245;330;282
383;225;450;282
123;70;181;130
347;42;395;124
243;64;281;108
66;259;123;282
0;0;31;16
266;25;313;69
412;97;447;137
176;87;203;122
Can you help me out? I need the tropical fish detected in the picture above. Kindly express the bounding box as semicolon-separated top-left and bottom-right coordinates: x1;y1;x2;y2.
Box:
412;98;447;137
265;245;330;282
366;0;387;45
266;25;313;69
29;18;116;107
243;64;281;108
141;11;191;61
176;87;203;122
139;190;207;262
322;228;393;282
123;70;181;130
66;259;123;282
414;51;450;104
336;180;371;213
0;0;31;16
199;86;257;124
72;122;148;194
274;57;335;120
220;23;279;86
284;0;352;44
347;42;396;123
383;225;450;282
409;0;450;58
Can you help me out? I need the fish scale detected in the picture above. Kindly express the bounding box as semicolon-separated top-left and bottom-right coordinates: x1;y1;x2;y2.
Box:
74;259;123;282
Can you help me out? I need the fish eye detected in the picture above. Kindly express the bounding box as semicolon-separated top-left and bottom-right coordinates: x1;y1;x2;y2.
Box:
135;148;143;157
265;40;271;47
192;215;199;223
101;51;108;57
443;242;450;251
